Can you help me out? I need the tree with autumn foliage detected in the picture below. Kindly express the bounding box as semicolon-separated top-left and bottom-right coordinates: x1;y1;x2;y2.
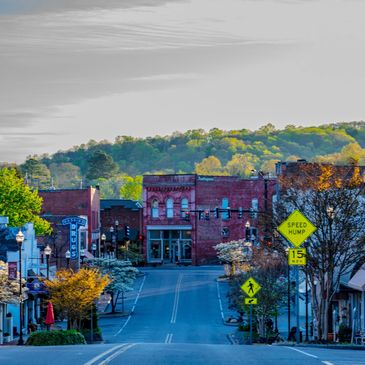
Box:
275;163;365;340
45;268;110;330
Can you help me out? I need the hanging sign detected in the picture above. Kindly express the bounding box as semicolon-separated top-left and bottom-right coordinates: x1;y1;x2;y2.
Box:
61;216;87;260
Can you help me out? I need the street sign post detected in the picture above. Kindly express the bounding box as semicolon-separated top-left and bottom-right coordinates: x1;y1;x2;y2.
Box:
277;210;316;248
277;210;316;345
241;277;261;345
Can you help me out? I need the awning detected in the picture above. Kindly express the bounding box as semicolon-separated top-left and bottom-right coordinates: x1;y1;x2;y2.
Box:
348;265;365;291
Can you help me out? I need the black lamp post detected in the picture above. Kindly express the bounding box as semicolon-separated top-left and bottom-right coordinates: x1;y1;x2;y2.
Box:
80;249;85;266
92;243;97;257
101;233;106;258
44;244;52;280
65;250;71;269
245;221;250;242
16;230;25;346
114;220;119;259
109;226;115;258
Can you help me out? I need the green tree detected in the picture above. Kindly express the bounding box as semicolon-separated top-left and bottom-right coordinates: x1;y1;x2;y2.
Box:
120;175;143;201
49;163;82;189
0;168;51;234
86;150;118;180
20;158;51;189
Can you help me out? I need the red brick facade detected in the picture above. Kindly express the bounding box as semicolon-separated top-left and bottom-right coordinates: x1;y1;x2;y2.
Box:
39;187;100;263
143;174;276;265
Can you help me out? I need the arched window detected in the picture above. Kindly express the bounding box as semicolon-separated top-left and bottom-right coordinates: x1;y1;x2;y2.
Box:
151;199;159;218
166;198;174;218
181;198;189;218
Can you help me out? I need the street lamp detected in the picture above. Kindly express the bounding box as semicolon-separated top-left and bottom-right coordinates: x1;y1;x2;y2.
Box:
16;230;25;346
65;250;71;269
44;244;52;280
92;243;97;257
110;226;115;258
114;220;119;259
245;221;250;242
101;233;106;258
80;249;85;265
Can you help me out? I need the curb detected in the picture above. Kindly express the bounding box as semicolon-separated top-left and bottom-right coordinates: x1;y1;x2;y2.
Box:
273;343;365;350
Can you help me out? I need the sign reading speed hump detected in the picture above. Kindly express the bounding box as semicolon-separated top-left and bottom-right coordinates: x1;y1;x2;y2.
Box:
241;277;261;297
288;248;306;265
277;210;316;248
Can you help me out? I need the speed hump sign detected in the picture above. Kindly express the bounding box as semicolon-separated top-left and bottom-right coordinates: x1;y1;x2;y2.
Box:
288;248;306;265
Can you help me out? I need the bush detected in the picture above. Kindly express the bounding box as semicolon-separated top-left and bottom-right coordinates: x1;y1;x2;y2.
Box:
81;327;103;343
26;330;86;346
338;323;352;343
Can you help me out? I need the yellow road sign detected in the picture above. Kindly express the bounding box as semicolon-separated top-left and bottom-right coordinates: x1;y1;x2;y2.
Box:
288;248;307;265
277;210;316;247
245;297;258;305
241;277;261;297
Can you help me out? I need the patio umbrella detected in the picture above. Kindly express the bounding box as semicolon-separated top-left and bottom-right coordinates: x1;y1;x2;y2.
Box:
45;301;55;330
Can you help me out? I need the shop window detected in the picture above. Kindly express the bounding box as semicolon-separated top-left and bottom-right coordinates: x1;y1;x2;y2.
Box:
151;199;159;218
166;198;174;218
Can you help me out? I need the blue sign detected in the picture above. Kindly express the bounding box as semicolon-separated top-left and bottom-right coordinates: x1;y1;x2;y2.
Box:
61;216;87;260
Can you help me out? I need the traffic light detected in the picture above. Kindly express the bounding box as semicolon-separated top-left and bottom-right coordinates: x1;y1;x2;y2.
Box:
214;207;220;219
198;210;203;220
227;208;231;219
138;234;144;242
124;225;130;238
238;207;243;219
250;207;255;219
204;209;210;220
184;211;191;221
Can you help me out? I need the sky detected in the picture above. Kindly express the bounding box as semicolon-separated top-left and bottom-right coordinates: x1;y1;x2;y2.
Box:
1;0;365;163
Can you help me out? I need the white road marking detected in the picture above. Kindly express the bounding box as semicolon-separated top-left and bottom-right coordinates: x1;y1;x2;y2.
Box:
114;275;146;336
165;333;173;344
98;344;135;365
83;344;128;365
322;361;335;365
285;347;318;358
170;274;183;324
216;280;225;320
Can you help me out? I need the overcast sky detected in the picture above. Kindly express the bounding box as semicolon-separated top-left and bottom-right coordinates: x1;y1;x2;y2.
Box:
1;0;365;163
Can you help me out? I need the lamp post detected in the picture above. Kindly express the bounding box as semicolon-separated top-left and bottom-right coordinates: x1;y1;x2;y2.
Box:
114;220;119;259
109;226;115;258
16;230;25;346
245;221;250;242
92;243;97;257
80;249;85;266
101;233;106;258
44;244;52;280
65;250;71;269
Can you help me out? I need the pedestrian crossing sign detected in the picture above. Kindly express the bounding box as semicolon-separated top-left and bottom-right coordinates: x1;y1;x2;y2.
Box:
241;277;261;297
245;297;258;305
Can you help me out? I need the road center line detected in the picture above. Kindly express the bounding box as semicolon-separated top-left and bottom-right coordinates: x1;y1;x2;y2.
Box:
83;344;128;365
98;344;136;365
285;347;318;359
170;274;183;324
165;333;173;344
322;361;335;365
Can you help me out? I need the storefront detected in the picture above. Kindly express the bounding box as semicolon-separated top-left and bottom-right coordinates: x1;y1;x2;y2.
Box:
147;226;192;264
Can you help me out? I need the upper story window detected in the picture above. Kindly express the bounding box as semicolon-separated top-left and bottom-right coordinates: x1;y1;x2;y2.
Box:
221;198;229;220
151;199;159;218
166;198;174;218
251;198;258;218
181;198;189;218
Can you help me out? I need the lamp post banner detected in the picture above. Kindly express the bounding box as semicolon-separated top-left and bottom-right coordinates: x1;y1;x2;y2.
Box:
8;261;17;280
61;216;87;260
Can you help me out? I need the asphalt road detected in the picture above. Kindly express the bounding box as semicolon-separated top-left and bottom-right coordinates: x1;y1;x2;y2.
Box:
1;267;364;365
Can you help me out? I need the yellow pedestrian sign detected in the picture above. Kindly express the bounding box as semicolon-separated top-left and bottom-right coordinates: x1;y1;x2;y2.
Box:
245;297;258;305
277;210;316;247
288;248;307;265
241;277;261;297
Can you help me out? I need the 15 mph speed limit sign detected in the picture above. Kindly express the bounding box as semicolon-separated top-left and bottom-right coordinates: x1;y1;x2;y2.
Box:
288;248;306;265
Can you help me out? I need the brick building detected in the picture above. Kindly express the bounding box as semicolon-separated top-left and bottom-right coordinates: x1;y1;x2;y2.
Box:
143;174;276;265
100;199;143;256
39;186;100;267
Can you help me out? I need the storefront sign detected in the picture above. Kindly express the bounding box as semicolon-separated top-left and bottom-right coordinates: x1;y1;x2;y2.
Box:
61;216;87;260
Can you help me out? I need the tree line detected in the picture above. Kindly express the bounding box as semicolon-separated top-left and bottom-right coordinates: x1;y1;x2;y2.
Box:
3;121;365;200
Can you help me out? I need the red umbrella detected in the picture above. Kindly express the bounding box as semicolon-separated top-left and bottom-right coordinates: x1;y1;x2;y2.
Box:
45;302;55;328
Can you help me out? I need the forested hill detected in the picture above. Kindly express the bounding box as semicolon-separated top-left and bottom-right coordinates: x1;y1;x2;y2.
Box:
8;121;365;198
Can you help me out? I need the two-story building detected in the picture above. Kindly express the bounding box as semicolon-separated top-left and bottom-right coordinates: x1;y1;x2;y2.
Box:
143;174;276;265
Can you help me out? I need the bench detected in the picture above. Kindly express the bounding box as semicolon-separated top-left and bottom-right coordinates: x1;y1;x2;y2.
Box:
354;331;365;345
